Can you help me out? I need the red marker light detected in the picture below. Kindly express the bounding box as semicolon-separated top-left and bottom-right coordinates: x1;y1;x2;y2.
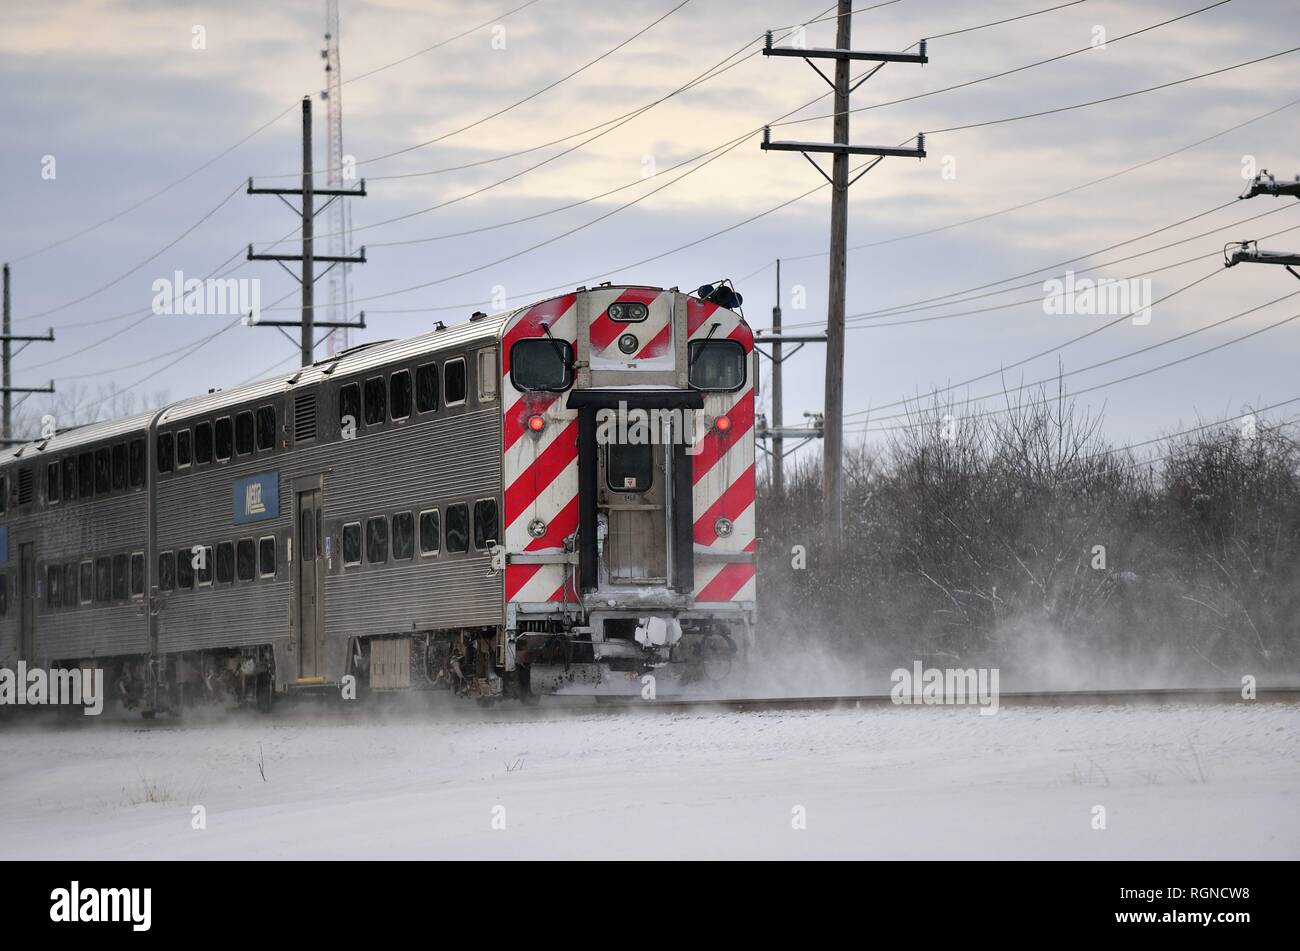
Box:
714;414;732;433
527;414;546;432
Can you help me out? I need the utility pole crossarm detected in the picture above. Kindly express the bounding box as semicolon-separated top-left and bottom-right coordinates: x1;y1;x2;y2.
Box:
247;179;367;198
247;249;367;264
761;128;926;158
764;32;928;64
244;96;367;367
1227;248;1300;267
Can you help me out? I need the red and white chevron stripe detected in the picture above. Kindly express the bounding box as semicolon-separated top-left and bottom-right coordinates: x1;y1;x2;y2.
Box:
502;293;580;605
501;288;756;608
688;297;757;605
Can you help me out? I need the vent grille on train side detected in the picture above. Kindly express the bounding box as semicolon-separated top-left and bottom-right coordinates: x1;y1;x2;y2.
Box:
294;392;317;443
17;466;33;504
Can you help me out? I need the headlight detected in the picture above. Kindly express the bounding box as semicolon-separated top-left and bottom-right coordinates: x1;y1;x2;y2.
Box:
714;517;734;538
617;333;639;354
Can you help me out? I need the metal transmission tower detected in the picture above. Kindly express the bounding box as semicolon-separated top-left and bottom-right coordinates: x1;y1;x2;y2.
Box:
1226;170;1300;279
321;0;355;356
760;0;927;553
1;264;56;446
246;97;368;368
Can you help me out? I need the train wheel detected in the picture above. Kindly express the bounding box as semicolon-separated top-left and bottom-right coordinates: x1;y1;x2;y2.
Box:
255;673;274;714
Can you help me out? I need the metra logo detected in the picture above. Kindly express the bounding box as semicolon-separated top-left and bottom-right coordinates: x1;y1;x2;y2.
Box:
233;472;279;524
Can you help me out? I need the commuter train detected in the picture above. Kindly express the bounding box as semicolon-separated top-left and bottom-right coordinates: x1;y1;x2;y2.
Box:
0;284;756;714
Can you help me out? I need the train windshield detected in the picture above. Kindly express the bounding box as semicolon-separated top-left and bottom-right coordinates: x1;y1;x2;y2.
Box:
511;339;573;392
688;340;745;391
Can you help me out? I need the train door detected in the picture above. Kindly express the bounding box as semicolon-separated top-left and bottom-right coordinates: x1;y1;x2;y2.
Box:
18;542;34;662
598;433;669;584
294;486;326;681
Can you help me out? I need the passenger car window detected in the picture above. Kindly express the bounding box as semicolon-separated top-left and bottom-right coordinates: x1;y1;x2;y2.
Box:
259;537;277;578
339;383;361;433
364;377;386;425
63;564;77;607
236;539;256;582
158;552;176;592
214;417;233;461
216;542;235;584
510;339;572;392
79;452;94;496
444;503;469;553
392;512;414;560
112;443;127;491
177;549;195;590
444;358;466;406
195;422;213;464
112;554;128;601
46;462;59;504
46;565;60;610
365;516;388;563
175;429;192;468
95;556;112;602
342;522;362;566
130;553;145;598
256;405;276;451
62;456;77;500
94;448;111;494
235;411;255;455
390;370;413;420
473;499;499;550
129;438;146;488
419;509;439;555
415;364;438;413
79;561;94;603
196;546;214;586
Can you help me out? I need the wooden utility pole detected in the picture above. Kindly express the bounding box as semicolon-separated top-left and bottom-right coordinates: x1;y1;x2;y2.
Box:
761;0;926;551
771;259;784;497
0;264;57;446
824;2;852;551
247;96;367;366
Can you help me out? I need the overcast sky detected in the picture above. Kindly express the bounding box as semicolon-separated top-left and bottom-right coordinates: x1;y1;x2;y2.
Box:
2;0;1298;460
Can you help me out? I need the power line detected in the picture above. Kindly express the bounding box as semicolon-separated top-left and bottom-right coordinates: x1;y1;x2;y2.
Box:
269;0;1084;247
845;217;1300;331
843;266;1226;420
4;0;548;265
5;103;298;266
773;0;1236;128
853;283;1300;427
929;46;1300;135
849;299;1300;434
13;181;246;323
774;96;1300;265
773;199;1300;331
350;0;697;170
345;0;545;85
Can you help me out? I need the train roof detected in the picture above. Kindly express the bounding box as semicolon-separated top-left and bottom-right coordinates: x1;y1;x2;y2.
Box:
0;285;695;466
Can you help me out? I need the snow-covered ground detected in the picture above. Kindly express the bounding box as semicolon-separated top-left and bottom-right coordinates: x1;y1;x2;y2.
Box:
1;700;1296;859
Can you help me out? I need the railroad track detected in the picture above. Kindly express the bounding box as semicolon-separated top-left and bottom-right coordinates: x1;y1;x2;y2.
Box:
536;685;1300;713
10;685;1297;730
